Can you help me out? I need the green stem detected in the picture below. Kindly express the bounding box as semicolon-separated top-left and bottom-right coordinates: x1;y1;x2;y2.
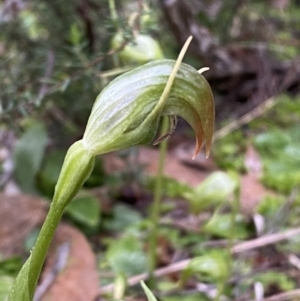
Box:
108;0;118;26
148;117;169;286
28;202;65;297
8;140;94;301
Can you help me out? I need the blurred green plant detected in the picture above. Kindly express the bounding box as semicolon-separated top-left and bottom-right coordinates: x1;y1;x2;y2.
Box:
254;271;296;293
204;212;250;240
254;126;300;193
184;171;238;214
65;192;101;229
13;123;48;194
180;251;231;301
213;130;246;172
103;203;142;232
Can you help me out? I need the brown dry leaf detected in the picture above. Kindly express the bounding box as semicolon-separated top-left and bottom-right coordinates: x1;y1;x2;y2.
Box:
40;224;99;301
240;145;274;215
0;193;99;301
244;145;263;177
138;147;211;187
103;147;211;187
0;193;48;257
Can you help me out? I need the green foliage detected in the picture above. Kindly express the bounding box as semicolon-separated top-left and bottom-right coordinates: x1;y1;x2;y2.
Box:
146;176;192;199
38;151;106;197
254;271;296;292
0;0;106;120
106;234;147;277
254;126;300;193
213;131;246;172
0;256;23;278
180;251;231;287
204;212;250;240
250;94;300;132
13;123;48;194
277;232;300;254
65;192;101;229
103;204;142;232
37;150;66;197
141;281;158;301
184;171;238;214
256;195;285;218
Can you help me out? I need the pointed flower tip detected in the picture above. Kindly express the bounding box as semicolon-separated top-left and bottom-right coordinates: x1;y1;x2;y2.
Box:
192;147;211;160
205;148;211;159
192;139;212;160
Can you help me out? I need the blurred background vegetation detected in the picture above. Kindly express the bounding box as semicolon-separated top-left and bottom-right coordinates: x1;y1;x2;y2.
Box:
1;0;300;300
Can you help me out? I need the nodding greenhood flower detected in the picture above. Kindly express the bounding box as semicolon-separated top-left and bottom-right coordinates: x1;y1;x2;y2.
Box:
82;59;214;158
8;37;215;301
53;36;214;211
53;59;214;211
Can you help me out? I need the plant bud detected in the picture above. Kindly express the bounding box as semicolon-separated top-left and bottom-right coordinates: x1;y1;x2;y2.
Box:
111;33;164;64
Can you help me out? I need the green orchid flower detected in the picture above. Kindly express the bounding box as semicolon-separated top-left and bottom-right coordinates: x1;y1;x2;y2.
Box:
8;36;214;301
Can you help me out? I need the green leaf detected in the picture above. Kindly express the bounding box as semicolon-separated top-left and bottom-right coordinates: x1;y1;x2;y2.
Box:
0;256;23;277
65;192;101;228
254;271;296;291
180;251;231;286
103;204;142;232
141;281;158;301
13;123;48;194
107;234;147;277
37;150;66;197
147;176;192;199
256;195;284;217
204;212;250;239
254;126;300;193
184;171;238;214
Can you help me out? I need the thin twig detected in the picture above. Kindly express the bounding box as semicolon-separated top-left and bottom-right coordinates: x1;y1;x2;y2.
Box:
35;49;55;106
231;227;300;254
99;226;300;295
248;289;300;301
213;96;277;142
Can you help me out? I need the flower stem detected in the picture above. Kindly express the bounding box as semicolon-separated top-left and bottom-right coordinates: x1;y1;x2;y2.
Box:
29;202;65;297
148;117;169;286
8;141;94;301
